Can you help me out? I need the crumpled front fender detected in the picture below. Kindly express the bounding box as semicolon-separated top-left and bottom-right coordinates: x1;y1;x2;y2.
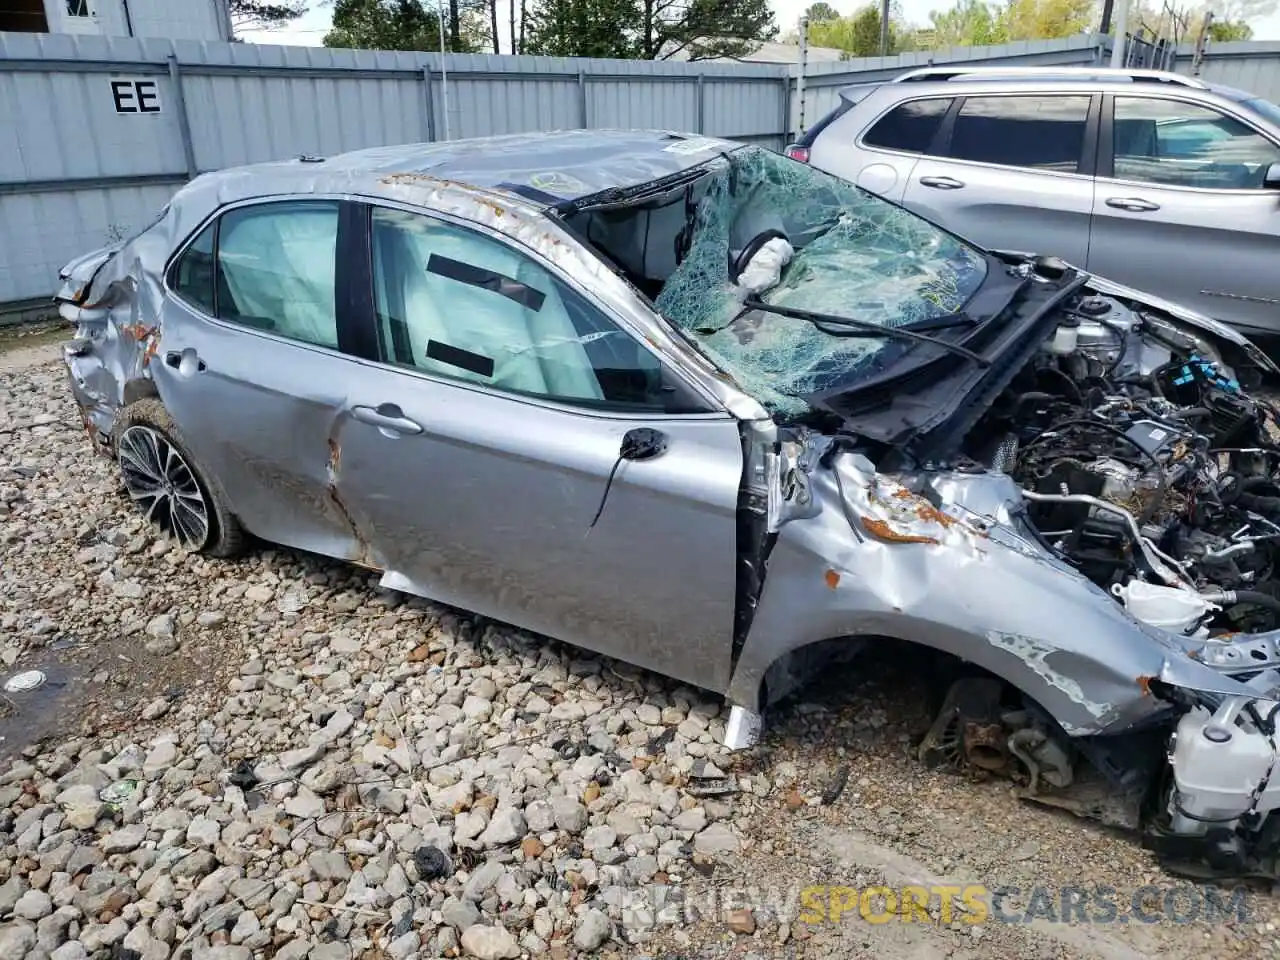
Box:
728;450;1269;735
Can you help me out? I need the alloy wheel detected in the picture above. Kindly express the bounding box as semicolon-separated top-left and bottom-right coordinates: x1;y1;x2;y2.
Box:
117;425;211;550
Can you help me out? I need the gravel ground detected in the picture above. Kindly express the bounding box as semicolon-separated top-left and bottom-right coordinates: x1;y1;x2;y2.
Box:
3;345;1280;959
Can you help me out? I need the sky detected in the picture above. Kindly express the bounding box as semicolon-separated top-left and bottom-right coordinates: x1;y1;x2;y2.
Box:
238;0;1280;49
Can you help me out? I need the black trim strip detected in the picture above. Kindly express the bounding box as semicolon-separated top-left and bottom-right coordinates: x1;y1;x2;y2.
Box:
1098;94;1116;180
426;340;494;377
427;254;545;311
337;201;380;361
1081;93;1102;177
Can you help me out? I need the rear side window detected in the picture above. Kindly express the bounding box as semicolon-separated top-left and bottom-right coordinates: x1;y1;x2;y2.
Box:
862;98;953;153
946;95;1091;172
169;201;341;351
171;222;215;315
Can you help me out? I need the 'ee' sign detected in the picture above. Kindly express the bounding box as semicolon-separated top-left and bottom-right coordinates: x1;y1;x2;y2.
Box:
110;79;162;114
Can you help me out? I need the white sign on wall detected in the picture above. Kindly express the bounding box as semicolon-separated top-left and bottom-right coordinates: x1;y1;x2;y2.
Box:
109;78;162;114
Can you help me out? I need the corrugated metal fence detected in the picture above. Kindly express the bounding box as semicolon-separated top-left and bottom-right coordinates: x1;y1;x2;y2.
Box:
0;32;788;309
1174;40;1280;102
3;30;1279;311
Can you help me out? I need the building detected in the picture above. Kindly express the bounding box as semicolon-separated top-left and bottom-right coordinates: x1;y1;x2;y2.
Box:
0;0;231;41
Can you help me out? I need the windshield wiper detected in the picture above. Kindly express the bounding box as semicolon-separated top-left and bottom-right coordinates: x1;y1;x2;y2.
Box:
738;297;990;366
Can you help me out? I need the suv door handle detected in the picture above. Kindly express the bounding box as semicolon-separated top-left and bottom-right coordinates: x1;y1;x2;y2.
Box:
1106;196;1160;212
352;404;423;436
919;175;965;190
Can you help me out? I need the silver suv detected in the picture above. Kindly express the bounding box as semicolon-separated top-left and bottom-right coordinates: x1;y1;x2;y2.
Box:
787;66;1280;337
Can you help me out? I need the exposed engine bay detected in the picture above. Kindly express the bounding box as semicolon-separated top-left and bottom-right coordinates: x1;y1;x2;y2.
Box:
971;292;1280;634
926;288;1280;880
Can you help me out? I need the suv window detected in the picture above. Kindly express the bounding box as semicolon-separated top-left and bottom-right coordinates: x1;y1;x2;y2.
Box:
169;200;341;350
947;95;1090;172
370;207;670;411
863;98;953;153
1113;97;1280;189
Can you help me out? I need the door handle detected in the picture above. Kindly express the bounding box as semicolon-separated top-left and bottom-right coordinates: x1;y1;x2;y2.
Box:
919;175;965;190
164;350;205;373
1106;196;1160;212
352;404;423;436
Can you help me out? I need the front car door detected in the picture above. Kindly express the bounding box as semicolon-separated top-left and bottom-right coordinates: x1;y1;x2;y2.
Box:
155;198;381;563
331;202;746;693
901;92;1097;265
1087;94;1280;336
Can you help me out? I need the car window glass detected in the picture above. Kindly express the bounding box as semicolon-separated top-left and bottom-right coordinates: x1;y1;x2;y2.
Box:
947;95;1090;172
170;221;216;315
1113;97;1280;189
863;98;953;153
371;207;667;411
214;201;339;349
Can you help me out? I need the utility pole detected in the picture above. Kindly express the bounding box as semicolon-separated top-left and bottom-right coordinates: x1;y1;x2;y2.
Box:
1110;0;1129;68
797;15;808;137
880;0;890;56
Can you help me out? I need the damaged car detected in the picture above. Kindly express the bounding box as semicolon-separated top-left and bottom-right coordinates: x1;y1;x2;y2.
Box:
57;129;1280;880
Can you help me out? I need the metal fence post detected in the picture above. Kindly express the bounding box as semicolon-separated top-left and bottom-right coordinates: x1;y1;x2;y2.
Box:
577;67;588;129
696;73;705;133
167;54;198;180
422;65;437;142
779;74;792;146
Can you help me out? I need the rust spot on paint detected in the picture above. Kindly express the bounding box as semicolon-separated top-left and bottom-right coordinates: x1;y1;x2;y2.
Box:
824;569;840;590
860;516;939;546
1137;675;1155;696
327;437;341;474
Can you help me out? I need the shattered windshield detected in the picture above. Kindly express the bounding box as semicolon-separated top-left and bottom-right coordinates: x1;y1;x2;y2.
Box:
655;146;988;415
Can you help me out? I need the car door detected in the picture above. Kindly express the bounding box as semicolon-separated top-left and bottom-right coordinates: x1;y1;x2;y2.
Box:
329;202;745;693
156;197;381;564
901;93;1096;265
816;96;955;203
1087;94;1280;335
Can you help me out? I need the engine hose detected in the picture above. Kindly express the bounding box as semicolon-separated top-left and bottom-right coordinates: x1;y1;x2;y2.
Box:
1203;589;1280;616
1035;366;1082;402
1238;492;1280;516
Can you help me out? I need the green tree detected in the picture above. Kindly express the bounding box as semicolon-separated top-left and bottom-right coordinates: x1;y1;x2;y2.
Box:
922;0;1091;48
323;0;489;52
230;0;308;33
808;3;913;56
928;0;1007;47
524;0;777;60
1208;18;1254;39
523;0;640;56
805;2;842;21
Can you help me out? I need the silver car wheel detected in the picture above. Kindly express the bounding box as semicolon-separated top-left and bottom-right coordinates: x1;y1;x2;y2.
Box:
117;425;211;550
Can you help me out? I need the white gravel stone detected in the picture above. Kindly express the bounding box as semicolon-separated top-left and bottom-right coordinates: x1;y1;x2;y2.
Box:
460;923;520;959
574;908;612;950
14;889;53;920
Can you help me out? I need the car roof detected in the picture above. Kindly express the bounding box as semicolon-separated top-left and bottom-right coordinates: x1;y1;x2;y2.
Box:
834;66;1253;105
191;129;741;211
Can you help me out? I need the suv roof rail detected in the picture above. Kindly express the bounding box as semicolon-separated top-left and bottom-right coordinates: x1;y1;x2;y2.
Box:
891;65;1208;89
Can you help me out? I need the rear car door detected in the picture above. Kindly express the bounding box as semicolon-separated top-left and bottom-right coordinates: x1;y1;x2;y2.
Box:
330;202;745;693
157;198;381;564
815;96;954;202
1088;94;1280;335
901;93;1097;265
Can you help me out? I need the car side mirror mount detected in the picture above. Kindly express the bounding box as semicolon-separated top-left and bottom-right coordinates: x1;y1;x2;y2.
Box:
1264;162;1280;190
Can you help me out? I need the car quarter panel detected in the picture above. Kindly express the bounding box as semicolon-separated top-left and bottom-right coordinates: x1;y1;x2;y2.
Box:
726;452;1222;735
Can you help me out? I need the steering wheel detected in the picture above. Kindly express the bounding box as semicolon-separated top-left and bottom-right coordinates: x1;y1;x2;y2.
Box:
730;229;788;283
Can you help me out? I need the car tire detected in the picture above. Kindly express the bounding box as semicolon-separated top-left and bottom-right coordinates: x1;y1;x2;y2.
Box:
111;397;246;558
